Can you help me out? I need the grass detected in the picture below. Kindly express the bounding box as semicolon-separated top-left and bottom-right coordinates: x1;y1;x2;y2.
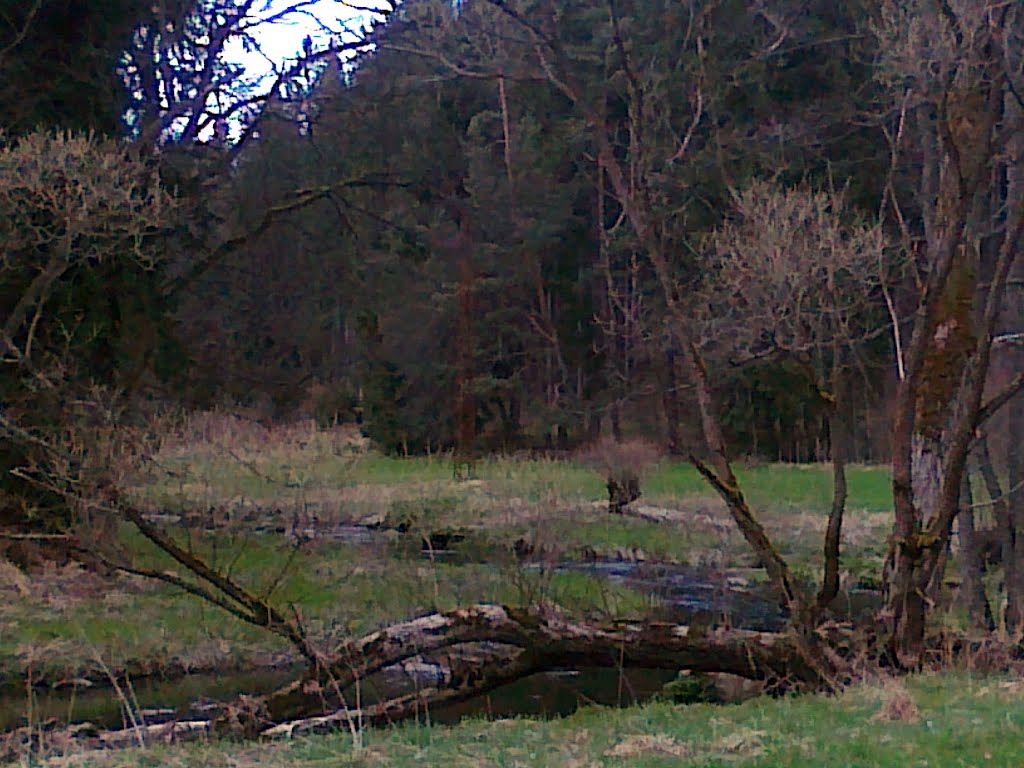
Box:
7;417;1020;766
0;533;649;684
2;419;902;736
139;449;894;516
39;672;1024;767
2;418;899;684
131;439;894;567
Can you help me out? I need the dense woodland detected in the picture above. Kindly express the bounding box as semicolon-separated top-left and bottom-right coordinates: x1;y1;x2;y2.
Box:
3;0;1024;741
3;0;908;461
183;0;900;462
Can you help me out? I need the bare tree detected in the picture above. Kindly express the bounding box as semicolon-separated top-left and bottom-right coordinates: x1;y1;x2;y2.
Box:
701;182;890;610
0;131;177;540
120;0;382;149
390;0;846;686
873;0;1024;658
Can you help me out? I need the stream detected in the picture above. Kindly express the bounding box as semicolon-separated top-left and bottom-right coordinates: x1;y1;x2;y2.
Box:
0;666;680;733
1;523;881;734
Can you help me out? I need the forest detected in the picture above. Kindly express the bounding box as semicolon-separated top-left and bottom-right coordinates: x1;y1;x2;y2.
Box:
2;0;1024;764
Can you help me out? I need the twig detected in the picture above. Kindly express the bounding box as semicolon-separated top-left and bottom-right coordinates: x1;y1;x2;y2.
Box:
88;648;145;749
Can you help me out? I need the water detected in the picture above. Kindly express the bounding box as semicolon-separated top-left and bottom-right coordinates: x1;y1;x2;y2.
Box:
0;667;299;733
0;526;880;734
0;665;676;733
562;561;788;630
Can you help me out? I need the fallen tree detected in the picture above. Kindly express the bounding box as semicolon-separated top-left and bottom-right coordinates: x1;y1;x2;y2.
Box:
89;494;834;738
241;603;821;735
7;3;1024;754
2;603;823;755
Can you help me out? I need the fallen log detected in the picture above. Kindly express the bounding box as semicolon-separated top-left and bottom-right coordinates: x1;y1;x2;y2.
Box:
4;604;863;758
260;652;542;738
97;720;210;749
240;603;817;734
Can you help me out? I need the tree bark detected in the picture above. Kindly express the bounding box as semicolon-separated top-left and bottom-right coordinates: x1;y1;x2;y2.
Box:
956;469;993;630
661;342;683;455
884;68;1021;661
1001;69;1024;634
234;603;819;736
816;363;848;613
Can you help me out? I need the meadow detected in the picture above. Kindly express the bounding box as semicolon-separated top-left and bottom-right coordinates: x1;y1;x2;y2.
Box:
2;418;895;686
26;674;1024;767
16;417;1013;767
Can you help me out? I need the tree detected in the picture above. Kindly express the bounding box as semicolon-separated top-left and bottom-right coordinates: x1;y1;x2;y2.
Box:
0;0;388;535
384;0;1024;661
0;0;151;136
0;132;177;547
702;181;890;608
874;0;1024;657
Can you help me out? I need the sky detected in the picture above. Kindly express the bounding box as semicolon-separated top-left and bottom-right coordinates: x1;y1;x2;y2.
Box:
226;0;384;79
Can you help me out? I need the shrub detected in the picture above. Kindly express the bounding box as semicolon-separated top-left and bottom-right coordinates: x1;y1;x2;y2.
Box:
576;437;662;513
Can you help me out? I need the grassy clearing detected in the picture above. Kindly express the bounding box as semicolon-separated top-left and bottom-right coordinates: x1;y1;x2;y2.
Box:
2;419;898;684
0;535;648;684
7;420;1013;766
42;672;1024;767
137;445;893;519
130;424;894;571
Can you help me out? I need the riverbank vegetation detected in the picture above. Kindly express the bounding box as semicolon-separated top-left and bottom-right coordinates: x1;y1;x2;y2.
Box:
3;0;1024;763
2;421;893;689
19;673;1024;767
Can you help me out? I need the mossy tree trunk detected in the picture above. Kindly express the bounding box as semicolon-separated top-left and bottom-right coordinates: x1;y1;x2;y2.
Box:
880;3;1024;662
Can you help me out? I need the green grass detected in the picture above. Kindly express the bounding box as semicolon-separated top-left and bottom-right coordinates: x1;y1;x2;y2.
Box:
0;531;648;683
9;434;1016;766
3;450;898;684
46;672;1024;767
139;453;893;513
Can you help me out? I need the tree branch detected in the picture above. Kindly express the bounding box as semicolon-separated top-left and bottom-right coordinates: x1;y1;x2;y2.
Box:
974;372;1024;429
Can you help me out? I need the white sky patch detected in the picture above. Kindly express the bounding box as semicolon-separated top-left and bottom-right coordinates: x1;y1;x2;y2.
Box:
224;0;383;82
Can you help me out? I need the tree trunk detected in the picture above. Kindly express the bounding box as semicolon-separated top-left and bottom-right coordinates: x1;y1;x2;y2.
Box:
610;401;622;443
814;341;849;615
885;435;945;663
661;341;683;455
1003;81;1024;635
957;469;993;630
1005;389;1024;632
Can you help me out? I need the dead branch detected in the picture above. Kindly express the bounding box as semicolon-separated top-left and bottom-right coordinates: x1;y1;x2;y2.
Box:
975;372;1024;429
114;499;319;665
0;0;41;69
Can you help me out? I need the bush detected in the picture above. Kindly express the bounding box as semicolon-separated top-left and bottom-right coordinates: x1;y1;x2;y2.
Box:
0;131;177;534
576;437;662;512
383;497;459;533
662;671;722;704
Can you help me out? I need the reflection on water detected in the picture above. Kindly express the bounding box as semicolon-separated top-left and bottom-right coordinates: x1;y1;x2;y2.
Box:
0;667;299;733
0;666;676;733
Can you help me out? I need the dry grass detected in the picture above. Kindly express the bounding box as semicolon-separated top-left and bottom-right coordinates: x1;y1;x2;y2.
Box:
869;678;920;723
604;732;694;758
575;436;663;478
157;410;370;461
0;557;31;597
